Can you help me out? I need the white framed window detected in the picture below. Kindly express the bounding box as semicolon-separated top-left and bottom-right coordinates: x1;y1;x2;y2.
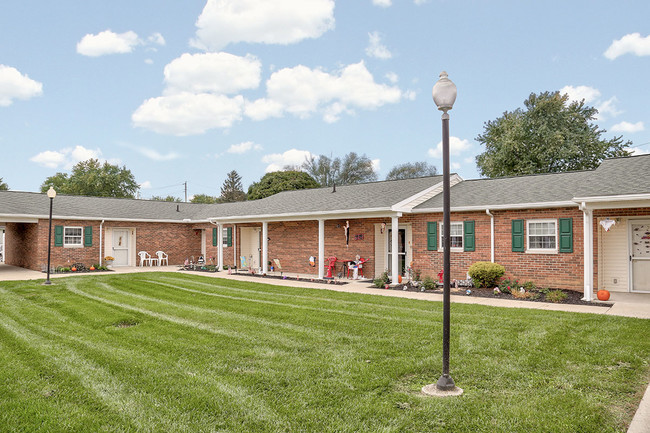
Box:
526;219;557;253
222;228;229;246
64;226;83;247
439;222;463;251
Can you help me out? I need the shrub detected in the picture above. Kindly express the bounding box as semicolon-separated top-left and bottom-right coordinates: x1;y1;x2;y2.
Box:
512;289;539;300
523;281;537;291
468;262;505;288
546;290;568;303
373;271;390;288
422;276;437;290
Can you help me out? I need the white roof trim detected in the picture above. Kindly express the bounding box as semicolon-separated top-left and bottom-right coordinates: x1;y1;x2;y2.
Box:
572;193;650;203
391;174;461;212
209;208;400;224
411;201;579;213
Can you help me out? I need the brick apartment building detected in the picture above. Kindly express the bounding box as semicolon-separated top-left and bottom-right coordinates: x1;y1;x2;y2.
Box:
1;154;649;301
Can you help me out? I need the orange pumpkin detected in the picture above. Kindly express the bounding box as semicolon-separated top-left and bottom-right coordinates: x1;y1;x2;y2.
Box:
597;289;610;301
398;275;402;283
90;266;95;271
71;267;77;272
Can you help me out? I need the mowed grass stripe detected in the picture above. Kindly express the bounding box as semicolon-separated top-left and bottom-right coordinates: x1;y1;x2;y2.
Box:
0;283;289;431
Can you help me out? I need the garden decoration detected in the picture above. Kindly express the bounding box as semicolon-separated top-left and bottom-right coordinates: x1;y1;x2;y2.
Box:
597;289;611;301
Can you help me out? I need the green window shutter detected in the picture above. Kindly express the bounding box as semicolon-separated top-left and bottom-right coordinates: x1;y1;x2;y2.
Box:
84;226;93;247
54;225;63;247
512;219;524;252
226;227;232;247
464;220;475;252
427;222;437;251
212;228;218;246
559;218;573;253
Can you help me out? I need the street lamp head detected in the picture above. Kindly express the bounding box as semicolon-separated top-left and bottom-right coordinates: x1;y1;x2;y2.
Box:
432;71;457;113
47;186;56;199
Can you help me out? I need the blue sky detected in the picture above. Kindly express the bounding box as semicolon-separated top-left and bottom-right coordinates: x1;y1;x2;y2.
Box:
1;0;649;199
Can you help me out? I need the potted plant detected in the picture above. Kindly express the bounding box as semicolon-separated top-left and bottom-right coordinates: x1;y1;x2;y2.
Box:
104;256;115;267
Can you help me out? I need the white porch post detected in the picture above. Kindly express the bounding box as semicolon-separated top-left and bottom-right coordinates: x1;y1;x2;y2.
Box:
582;204;594;301
318;219;325;279
391;215;399;285
262;221;268;274
217;224;224;270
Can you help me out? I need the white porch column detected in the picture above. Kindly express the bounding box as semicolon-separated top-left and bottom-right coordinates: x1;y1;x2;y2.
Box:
391;216;399;285
262;222;268;274
582;204;594;301
217;224;224;270
318;219;325;279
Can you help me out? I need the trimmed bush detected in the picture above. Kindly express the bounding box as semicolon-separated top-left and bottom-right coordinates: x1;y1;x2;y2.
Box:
373;271;390;288
422;276;437;290
546;290;568;303
468;261;506;288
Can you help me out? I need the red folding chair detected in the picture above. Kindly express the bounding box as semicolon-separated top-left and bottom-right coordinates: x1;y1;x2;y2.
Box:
325;256;337;278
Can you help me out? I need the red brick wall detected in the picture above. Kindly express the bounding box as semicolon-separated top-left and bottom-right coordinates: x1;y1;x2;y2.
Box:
411;208;585;291
4;222;42;269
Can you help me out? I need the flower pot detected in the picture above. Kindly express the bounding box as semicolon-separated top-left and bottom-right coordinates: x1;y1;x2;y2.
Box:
597;289;610;301
105;260;113;268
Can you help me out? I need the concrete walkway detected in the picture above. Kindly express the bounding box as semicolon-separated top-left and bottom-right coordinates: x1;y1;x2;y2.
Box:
1;263;649;432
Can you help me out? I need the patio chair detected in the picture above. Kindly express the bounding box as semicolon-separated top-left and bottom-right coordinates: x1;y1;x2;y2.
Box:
155;251;169;266
138;251;154;267
324;256;337;278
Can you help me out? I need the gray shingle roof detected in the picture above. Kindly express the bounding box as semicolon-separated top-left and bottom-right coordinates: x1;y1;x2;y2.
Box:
414;154;650;211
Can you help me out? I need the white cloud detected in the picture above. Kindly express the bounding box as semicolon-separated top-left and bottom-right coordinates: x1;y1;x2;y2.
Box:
191;0;335;51
144;58;154;65
596;96;622;120
428;136;471;158
611;121;644;133
249;61;403;122
385;72;398;84
626;146;649;156
227;141;263;154
163;52;261;95
371;158;381;172
147;32;166;46
261;149;313;172
76;30;141;56
451;162;461;170
372;0;392;8
132;92;244;135
604;33;650;60
414;0;428;4
30;145;104;169
560;85;601;104
135;147;181;161
366;32;392;60
0;65;43;106
244;98;285;121
139;181;152;189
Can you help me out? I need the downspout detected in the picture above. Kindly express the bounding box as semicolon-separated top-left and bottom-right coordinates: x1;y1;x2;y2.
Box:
233;224;237;268
579;202;594;302
99;220;105;266
485;209;494;263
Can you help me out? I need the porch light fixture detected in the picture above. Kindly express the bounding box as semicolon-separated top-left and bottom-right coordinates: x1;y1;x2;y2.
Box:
423;71;462;396
44;186;56;285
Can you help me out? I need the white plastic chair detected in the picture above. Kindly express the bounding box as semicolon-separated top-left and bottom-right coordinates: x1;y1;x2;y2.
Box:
138;251;153;267
155;250;168;266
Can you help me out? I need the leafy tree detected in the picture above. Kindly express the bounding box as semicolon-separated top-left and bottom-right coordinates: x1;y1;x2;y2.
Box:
302;152;377;186
190;194;221;204
151;195;182;202
0;178;8;191
220;170;247;202
475;91;631;178
247;170;319;200
40;159;139;198
385;162;438;180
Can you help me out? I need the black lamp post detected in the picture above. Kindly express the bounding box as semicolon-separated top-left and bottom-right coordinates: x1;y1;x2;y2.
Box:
432;71;458;392
44;186;56;285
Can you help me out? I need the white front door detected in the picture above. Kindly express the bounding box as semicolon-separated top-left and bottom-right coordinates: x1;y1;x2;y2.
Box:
240;227;260;270
112;229;130;266
630;221;650;292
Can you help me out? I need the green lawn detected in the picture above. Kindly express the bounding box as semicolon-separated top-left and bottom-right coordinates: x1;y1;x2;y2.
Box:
0;273;648;432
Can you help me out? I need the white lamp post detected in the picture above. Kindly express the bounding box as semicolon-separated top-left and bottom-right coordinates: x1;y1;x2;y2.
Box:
423;71;462;396
44;186;56;285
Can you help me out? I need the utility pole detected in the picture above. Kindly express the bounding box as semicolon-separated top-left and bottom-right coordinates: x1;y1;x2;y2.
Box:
184;181;187;203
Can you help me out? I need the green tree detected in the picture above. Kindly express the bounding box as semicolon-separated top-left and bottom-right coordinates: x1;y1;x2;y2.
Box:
151;195;182;202
190;194;221;204
247;170;319;200
475;91;631;178
302;152;377;186
385;162;438;180
0;178;8;191
40;159;139;198
220;170;247;202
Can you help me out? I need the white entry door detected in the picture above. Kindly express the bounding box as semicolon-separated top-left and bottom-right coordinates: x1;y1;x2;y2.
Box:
240;227;260;270
112;229;130;266
630;221;650;292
